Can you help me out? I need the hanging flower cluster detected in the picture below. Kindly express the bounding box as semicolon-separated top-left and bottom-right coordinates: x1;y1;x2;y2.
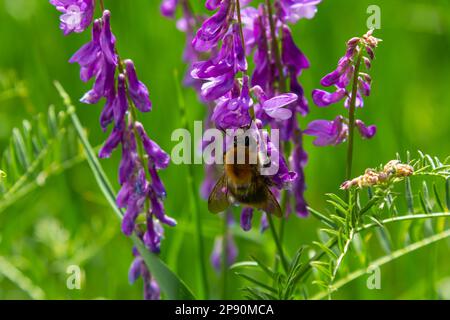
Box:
50;1;175;300
305;30;380;146
162;0;321;233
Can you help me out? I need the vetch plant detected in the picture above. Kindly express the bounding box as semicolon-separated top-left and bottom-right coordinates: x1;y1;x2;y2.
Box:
23;1;448;301
305;30;380;179
50;0;175;300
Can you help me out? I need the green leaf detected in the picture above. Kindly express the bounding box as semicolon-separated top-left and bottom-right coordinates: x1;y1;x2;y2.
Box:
313;241;338;260
235;272;278;293
433;183;445;212
326;200;348;217
230;261;258;270
376;227;392;254
405;177;414;214
326;193;349;209
250;256;275;278
12;128;30;170
55;81;196;300
308;206;337;228
310;261;332;279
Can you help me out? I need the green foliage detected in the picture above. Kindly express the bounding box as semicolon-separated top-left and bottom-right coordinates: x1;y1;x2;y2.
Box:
232;249;305;300
303;152;450;299
0;105;83;214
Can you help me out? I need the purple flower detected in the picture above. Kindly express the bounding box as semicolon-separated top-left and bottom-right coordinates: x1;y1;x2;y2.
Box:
98;126;123;158
211;77;252;130
278;0;322;23
192;0;233;52
240;207;254;231
211;233;238;272
260;92;297;121
125;60;152;112
135;122;170;170
312;30;380;111
69;19;102;82
74;12;118;105
128;252;160;300
356;120;377;139
311;88;347;107
304;116;348;146
160;0;179;18
192;27;247;101
50;0;94;35
292;130;308;217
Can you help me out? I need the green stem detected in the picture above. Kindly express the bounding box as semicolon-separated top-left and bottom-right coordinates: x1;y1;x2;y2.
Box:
174;70;209;299
266;212;289;273
265;0;286;92
345;48;364;181
221;211;229;299
99;0;105;12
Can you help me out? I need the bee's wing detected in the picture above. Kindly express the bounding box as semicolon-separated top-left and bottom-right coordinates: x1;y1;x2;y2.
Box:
208;174;230;214
259;187;283;217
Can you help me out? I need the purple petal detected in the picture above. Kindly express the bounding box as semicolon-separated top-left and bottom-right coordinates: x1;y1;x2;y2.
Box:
356;120;377;139
125;60;152;112
240;207;254;231
312;88;346;107
99;10;118;66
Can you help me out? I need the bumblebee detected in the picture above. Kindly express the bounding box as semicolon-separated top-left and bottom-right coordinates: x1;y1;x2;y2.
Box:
208;135;282;217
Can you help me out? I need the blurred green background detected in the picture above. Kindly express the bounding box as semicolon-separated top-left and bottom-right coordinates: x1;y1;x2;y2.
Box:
0;0;449;299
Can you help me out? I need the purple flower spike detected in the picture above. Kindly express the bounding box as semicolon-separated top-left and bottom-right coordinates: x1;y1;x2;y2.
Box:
125;60;152;112
50;0;95;35
356;120;377;139
304;116;348;146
